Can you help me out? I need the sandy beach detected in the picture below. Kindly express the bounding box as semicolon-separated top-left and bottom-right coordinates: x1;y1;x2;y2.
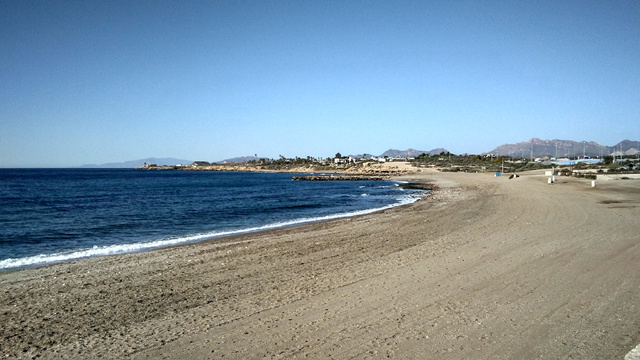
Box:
1;169;639;359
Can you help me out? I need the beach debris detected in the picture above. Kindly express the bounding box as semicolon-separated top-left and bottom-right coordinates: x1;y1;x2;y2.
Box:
508;173;519;179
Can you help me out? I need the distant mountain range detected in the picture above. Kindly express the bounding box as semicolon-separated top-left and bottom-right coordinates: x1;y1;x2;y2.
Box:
219;156;261;164
80;150;450;168
379;148;448;158
80;157;193;168
80;139;639;168
487;139;640;158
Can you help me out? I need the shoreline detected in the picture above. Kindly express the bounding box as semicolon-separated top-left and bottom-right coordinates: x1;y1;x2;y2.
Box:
0;175;429;272
1;170;639;359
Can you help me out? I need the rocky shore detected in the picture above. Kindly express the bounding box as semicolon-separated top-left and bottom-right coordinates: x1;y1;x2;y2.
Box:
291;175;385;181
136;161;419;177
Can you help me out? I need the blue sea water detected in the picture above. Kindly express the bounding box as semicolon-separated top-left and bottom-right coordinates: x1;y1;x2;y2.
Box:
0;169;426;270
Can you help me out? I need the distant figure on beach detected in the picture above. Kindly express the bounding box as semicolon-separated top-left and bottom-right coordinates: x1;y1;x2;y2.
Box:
509;173;519;179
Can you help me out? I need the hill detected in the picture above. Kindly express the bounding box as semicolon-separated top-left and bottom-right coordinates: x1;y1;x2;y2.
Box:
218;156;261;164
78;139;640;168
487;139;640;158
379;148;448;158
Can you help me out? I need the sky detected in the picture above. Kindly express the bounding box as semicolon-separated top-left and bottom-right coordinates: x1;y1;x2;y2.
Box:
1;1;639;167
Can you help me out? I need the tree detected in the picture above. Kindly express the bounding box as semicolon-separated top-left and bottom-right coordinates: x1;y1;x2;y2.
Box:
603;156;613;165
335;152;342;159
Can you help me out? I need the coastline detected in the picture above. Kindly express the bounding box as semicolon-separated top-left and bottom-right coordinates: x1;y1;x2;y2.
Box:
1;169;639;359
0;172;427;272
135;159;419;178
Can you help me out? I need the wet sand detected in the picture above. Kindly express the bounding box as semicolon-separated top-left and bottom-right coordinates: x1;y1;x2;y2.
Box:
1;170;639;359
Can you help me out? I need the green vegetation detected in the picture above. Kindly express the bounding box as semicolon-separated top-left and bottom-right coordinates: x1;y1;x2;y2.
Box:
411;152;639;177
245;155;375;172
246;156;332;171
410;153;552;173
157;152;639;176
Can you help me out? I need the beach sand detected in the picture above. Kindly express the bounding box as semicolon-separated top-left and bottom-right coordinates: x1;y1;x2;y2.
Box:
2;169;639;359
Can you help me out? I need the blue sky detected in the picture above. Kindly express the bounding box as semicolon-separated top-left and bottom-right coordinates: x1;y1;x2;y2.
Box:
1;1;639;167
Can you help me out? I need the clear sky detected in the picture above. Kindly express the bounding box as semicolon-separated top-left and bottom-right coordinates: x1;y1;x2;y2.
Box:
1;1;639;167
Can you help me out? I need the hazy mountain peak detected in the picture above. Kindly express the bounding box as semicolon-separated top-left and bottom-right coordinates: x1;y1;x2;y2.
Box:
488;139;640;158
80;157;192;168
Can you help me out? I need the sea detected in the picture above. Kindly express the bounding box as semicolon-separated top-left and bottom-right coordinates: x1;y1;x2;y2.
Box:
0;169;427;271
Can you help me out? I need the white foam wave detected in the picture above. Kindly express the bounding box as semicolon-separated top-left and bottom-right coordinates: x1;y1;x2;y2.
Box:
0;191;427;271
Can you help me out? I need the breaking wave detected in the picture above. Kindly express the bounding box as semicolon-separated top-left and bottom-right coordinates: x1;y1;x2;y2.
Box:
0;191;425;271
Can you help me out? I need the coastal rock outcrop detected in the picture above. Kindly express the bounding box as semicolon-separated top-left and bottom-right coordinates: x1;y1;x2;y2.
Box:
291;175;385;181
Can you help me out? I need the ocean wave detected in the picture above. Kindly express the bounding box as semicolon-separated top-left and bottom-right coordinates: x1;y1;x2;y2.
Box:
0;191;427;271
